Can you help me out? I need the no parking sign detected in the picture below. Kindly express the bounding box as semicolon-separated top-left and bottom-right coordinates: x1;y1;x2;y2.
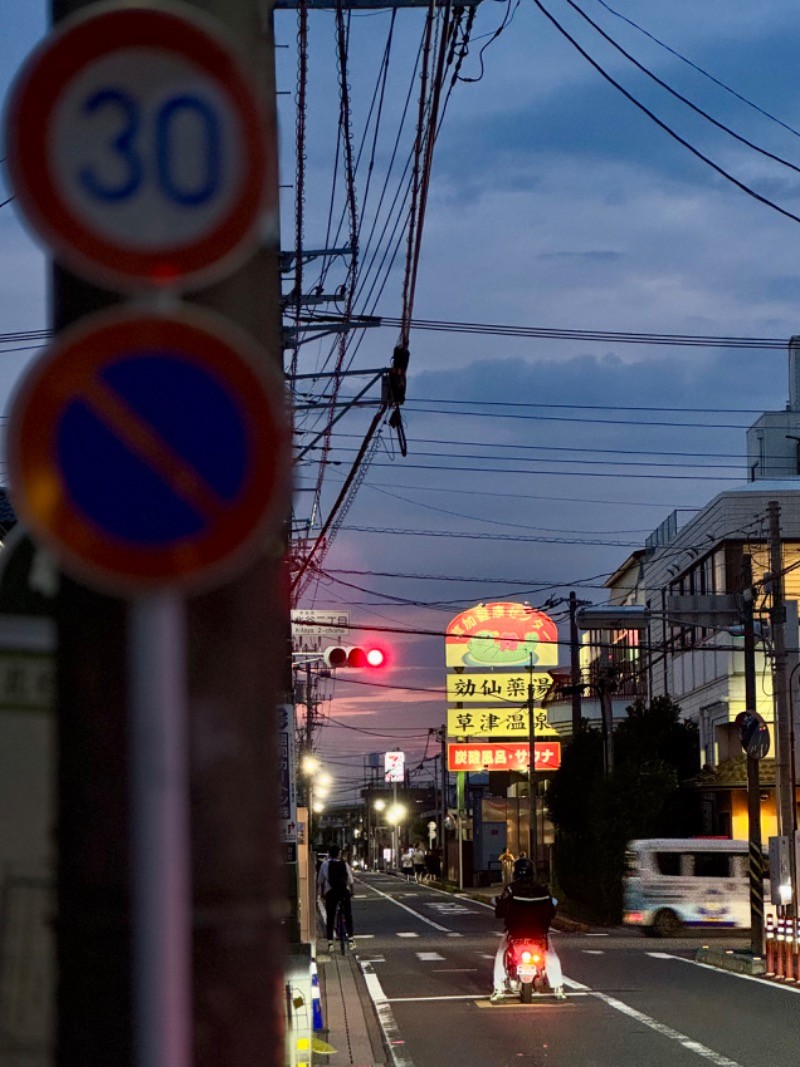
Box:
6;306;290;593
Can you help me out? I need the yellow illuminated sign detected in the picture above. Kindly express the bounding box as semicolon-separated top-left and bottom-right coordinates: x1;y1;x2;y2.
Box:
446;672;553;705
445;602;559;668
447;707;557;738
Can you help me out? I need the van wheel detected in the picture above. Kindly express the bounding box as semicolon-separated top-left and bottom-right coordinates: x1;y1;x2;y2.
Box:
652;909;682;937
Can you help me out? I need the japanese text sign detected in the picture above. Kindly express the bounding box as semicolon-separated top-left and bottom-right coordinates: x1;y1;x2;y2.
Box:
446;707;557;739
447;742;561;772
446;671;553;705
445;602;558;669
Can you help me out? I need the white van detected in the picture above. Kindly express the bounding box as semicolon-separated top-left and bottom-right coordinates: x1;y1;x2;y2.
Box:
623;838;769;937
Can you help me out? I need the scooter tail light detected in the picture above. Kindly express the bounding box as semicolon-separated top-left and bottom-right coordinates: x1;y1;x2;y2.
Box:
520;950;532;964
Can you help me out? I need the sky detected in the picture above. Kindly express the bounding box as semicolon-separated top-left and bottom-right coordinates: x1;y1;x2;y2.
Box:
4;2;800;805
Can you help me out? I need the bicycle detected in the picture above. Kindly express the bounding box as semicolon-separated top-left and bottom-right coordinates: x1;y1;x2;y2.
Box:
333;897;348;955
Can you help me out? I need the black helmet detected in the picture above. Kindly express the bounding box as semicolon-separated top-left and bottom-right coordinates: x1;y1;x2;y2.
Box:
514;857;534;878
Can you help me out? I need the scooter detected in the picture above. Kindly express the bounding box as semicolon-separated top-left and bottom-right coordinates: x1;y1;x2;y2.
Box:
503;937;550;1003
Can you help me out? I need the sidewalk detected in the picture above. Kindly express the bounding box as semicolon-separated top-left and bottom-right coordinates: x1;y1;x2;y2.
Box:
315;948;387;1066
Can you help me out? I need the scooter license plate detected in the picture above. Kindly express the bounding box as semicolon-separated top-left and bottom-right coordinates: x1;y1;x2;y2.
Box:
517;965;536;981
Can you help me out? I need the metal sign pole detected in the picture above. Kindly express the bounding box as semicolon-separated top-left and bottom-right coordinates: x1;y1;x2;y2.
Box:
130;591;190;1067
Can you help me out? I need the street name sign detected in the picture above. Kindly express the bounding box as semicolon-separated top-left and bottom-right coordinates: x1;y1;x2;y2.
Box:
5;306;289;594
4;2;273;291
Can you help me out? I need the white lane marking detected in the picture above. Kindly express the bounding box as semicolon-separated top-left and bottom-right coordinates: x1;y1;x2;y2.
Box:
651;951;800;994
593;991;744;1067
586;932;609;937
416;952;445;961
363;880;452;931
360;961;416;1067
363;956;386;963
432;968;478;973
354;933;375;939
426;902;476;914
562;973;744;1066
478;953;495;960
446;932;464;938
397;932;420;938
386;994;493;1002
583;950;605;955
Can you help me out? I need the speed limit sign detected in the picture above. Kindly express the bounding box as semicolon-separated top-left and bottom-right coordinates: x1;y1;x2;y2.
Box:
4;2;274;290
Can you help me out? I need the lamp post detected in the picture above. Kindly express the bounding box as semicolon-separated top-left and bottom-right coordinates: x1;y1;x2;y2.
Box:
373;798;386;868
387;802;407;871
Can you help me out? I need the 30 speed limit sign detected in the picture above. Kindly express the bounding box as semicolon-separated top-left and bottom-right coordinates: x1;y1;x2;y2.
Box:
4;1;274;290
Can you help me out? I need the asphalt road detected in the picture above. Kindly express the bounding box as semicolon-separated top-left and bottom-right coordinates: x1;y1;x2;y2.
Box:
351;871;800;1067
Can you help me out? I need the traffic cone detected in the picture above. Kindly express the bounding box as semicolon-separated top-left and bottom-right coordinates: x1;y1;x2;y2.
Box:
765;915;776;975
311;961;324;1031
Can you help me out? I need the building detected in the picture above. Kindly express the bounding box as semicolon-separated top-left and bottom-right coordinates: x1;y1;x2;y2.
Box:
561;339;800;840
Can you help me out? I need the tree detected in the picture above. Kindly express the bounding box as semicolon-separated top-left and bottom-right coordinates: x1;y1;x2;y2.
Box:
547;697;699;923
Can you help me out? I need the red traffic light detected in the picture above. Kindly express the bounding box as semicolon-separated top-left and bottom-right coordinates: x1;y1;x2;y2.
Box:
322;645;387;669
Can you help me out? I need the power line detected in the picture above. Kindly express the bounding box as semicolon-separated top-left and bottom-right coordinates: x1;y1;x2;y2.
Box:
530;0;800;228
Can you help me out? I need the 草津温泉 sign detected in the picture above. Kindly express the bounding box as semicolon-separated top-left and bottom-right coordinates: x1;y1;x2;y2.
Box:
445;602;558;669
446;671;553;705
446;707;557;739
447;742;561;773
4;2;274;290
5;305;290;594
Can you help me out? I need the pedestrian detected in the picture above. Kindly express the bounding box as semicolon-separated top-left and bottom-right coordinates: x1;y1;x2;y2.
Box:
317;844;355;951
401;847;415;882
499;846;515;886
412;842;426;883
513;850;533;879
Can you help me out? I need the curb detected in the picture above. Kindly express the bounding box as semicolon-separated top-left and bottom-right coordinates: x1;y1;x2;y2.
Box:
695;946;766;975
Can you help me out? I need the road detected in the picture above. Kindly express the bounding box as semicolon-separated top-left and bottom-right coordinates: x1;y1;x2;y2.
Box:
350;871;800;1067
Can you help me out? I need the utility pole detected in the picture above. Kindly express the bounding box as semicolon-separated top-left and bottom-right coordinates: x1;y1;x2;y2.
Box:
48;5;287;1067
742;554;764;954
439;726;448;879
769;500;797;914
569;591;582;735
527;656;539;874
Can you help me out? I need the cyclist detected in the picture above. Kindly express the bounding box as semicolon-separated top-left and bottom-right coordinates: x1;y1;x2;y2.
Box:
317;844;355;951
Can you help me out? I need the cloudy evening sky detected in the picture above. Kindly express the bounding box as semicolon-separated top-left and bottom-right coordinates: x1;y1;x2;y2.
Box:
4;1;800;802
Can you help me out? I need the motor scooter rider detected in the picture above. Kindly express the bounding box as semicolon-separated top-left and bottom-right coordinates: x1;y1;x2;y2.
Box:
490;872;565;1001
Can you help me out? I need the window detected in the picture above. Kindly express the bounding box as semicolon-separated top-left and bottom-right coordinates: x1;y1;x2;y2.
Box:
655;852;682;876
692;852;733;878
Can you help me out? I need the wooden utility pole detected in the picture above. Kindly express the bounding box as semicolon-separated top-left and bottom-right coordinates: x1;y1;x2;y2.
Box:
742;554;765;954
49;3;287;1067
769;501;797;880
569;591;582;735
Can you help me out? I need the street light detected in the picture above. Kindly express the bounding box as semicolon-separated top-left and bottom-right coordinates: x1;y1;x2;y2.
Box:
387;802;407;870
373;798;386;869
301;758;332;850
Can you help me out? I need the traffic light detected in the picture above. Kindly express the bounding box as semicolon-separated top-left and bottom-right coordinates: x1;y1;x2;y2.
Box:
322;645;387;669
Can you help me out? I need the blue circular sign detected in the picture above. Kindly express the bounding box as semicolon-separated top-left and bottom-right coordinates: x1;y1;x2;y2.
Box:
6;306;290;594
